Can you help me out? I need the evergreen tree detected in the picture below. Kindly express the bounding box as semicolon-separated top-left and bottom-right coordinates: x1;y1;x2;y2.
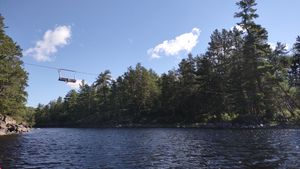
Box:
160;70;179;122
227;28;246;115
121;63;160;122
235;0;274;122
75;81;95;122
64;89;78;122
0;15;28;117
94;70;112;113
195;55;217;120
290;36;300;106
177;54;198;121
290;36;300;87
202;29;239;119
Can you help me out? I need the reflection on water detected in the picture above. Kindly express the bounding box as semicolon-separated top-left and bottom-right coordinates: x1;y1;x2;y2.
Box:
0;128;300;168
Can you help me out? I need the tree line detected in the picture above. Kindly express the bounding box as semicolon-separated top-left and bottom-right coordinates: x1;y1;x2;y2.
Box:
34;0;300;127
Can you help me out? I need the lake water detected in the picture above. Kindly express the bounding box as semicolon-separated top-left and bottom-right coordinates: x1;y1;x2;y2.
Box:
0;128;300;168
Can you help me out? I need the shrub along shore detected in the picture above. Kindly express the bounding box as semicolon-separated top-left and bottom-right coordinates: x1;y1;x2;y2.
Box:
35;120;300;129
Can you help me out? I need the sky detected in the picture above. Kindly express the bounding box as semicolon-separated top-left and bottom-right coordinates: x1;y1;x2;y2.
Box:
0;0;300;107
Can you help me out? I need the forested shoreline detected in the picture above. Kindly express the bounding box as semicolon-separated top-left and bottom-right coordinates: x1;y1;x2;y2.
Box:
34;0;300;128
1;0;300;129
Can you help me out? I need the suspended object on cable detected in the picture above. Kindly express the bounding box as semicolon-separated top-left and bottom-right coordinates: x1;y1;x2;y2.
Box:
23;62;98;84
58;69;77;83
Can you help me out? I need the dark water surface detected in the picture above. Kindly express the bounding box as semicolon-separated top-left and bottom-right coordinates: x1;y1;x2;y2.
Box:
0;128;300;168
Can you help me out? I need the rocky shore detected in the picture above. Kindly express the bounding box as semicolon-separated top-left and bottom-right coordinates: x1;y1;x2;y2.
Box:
0;115;30;136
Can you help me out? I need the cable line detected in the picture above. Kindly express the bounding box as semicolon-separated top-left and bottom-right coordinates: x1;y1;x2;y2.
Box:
23;62;97;76
23;62;98;83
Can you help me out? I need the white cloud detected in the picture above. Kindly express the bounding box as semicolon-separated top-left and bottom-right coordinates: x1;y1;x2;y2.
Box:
268;42;290;51
231;25;246;33
147;28;201;59
24;25;71;62
66;79;84;89
268;42;276;50
286;44;291;51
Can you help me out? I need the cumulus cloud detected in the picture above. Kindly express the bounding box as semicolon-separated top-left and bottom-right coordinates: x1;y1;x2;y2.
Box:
147;28;201;59
24;25;71;62
66;79;84;89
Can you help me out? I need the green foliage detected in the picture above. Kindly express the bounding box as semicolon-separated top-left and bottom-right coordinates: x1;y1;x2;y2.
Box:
289;36;300;109
0;15;28;122
22;107;36;126
220;113;239;122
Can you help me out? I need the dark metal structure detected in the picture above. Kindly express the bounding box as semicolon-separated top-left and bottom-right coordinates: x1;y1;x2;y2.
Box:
58;69;77;83
24;62;97;84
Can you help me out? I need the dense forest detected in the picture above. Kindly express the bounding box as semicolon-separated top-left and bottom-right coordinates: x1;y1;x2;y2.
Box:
1;0;299;127
0;15;34;125
34;0;300;127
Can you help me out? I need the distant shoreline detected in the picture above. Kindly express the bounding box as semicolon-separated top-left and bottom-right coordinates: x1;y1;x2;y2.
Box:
34;122;300;129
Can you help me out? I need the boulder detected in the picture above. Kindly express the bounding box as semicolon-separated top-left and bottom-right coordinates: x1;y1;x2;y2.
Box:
0;128;6;135
0;114;4;121
4;116;16;124
6;124;17;132
0;115;30;135
0;120;6;129
18;124;30;132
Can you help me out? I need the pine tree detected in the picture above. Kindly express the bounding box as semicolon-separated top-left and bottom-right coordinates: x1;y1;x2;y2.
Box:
0;15;28;117
177;54;198;121
120;63;160;122
290;36;300;106
160;70;179;122
203;29;240;120
290;36;300;87
235;0;274;122
227;28;246;116
94;70;112;112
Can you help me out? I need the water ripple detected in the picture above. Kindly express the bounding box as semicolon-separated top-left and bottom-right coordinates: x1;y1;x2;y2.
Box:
0;128;300;168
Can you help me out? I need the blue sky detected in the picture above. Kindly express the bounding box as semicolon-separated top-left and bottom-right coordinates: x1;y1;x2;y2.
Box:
1;0;300;107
